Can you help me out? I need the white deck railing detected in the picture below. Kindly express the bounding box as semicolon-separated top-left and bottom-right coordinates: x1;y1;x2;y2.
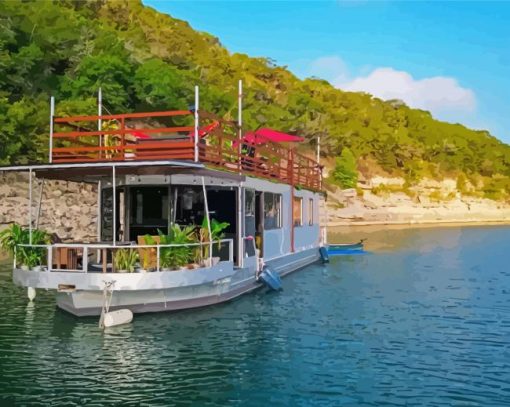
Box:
15;239;234;273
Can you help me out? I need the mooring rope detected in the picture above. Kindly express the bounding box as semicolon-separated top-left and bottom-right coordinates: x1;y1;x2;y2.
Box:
99;280;115;329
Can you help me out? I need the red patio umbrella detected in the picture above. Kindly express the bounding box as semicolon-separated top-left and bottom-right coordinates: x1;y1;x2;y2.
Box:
244;128;304;144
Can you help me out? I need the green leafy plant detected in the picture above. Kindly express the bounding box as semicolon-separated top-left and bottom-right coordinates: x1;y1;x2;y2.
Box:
24;251;41;269
332;148;358;189
158;225;197;270
200;218;230;248
0;223;49;268
199;218;230;261
113;249;138;273
0;223;27;258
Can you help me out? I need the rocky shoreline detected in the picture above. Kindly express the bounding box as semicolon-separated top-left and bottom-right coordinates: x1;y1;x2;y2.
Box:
326;177;510;226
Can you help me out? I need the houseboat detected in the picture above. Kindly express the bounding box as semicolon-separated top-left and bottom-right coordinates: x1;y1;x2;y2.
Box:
0;84;326;317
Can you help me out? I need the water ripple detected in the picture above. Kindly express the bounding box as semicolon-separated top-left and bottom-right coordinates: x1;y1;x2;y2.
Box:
1;226;510;405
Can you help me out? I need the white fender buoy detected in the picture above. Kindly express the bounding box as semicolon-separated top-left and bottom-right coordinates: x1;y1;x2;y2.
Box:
27;287;36;302
103;309;133;328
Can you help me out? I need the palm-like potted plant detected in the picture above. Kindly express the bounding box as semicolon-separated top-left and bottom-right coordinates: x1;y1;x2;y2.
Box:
114;249;138;273
0;223;25;258
158;224;196;271
0;224;50;270
199;218;229;267
29;229;51;271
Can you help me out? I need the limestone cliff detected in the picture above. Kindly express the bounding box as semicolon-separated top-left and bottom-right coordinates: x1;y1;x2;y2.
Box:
327;177;510;225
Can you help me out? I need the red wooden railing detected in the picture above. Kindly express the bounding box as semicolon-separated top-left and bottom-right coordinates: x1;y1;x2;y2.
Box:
51;110;322;191
52;110;195;162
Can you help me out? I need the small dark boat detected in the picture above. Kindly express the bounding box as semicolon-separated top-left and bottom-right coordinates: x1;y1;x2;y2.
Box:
327;239;365;255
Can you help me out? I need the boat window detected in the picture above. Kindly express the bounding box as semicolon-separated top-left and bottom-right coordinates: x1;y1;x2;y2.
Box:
173;187;204;226
245;189;255;217
101;188;114;241
293;196;303;227
129;187;169;239
309;198;314;226
264;193;282;229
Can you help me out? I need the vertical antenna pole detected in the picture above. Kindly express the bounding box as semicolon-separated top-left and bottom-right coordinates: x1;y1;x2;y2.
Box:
112;165;116;247
317;136;320;164
28;168;33;245
97;180;102;263
201;177;212;264
194;86;199;162
238;80;243;138
49;97;54;164
237;80;244;267
98;88;102;156
238;80;243;173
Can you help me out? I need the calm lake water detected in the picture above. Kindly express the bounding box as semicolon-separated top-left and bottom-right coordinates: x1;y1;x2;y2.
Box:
1;226;510;406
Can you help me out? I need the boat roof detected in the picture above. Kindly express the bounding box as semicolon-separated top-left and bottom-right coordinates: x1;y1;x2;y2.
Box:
0;160;246;183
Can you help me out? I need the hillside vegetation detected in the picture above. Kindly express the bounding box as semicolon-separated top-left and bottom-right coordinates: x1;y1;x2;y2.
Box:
1;0;509;199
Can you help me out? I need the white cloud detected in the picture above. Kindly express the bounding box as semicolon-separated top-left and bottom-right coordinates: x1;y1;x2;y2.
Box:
307;56;477;120
339;67;476;114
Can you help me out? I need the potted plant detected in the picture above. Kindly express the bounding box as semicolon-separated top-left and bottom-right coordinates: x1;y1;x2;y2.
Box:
29;229;51;271
199;218;229;267
25;251;41;271
0;223;49;270
158;224;196;271
138;247;151;273
0;223;26;259
114;249;138;273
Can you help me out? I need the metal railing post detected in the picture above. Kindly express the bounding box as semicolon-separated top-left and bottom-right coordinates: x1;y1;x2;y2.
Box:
47;246;52;272
49;96;54;163
112;165;116;247
237;185;243;268
156;245;160;272
28;168;33;245
98;87;102;159
194;86;199;162
120;117;125;159
238;79;243;174
83;246;88;273
229;239;234;263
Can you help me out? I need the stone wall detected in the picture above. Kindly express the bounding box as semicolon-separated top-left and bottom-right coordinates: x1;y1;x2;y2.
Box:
0;172;98;241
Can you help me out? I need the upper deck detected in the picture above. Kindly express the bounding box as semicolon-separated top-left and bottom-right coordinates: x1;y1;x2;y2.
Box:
50;109;322;191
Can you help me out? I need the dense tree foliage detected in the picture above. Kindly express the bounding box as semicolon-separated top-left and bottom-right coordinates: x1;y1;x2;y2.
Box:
0;0;509;198
332;148;358;189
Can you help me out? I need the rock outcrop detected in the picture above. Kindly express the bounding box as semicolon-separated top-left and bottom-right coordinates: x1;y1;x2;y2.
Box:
0;172;98;241
327;177;510;225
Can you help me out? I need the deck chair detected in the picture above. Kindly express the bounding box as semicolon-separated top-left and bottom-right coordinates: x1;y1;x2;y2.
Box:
51;234;79;270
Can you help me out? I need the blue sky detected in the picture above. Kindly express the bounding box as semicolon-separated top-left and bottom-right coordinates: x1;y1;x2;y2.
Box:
145;1;510;144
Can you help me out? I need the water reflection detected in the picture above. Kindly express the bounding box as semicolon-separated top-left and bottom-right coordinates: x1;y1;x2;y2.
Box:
1;226;510;405
23;301;36;336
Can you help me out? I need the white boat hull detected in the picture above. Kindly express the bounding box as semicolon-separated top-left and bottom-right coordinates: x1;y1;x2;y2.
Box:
13;248;320;316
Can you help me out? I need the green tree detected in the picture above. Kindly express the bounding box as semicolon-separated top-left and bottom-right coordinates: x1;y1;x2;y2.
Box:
133;59;194;111
332;148;358;189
